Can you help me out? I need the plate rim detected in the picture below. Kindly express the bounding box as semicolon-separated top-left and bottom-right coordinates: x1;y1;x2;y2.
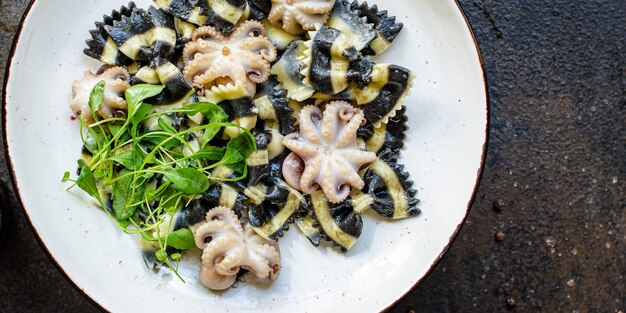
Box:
1;0;490;311
381;1;490;309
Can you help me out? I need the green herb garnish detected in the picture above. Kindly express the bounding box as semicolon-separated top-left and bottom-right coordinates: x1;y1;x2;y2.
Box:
63;83;256;279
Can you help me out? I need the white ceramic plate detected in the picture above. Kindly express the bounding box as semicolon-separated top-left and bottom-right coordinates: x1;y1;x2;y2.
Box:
3;0;487;311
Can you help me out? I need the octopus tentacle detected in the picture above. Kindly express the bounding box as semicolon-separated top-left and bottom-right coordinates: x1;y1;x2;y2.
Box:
201;236;240;267
193;220;233;249
182;39;223;62
214;245;247;276
255;245;281;279
336;157;365;187
192;25;226;41
298;105;324;144
292;9;330;27
205;206;244;232
237;37;277;60
320;102;343;145
98;66;130;80
320;101;365;147
248;239;281;275
294;1;336;14
282;134;319;158
238;249;273;278
319;159;351;203
238;51;272;83
230;20;267;41
191;57;248;90
200;236;240;290
183;53;217;82
335;149;376;165
335;112;365;148
299;156;325;194
279;11;303;35
199;258;238;291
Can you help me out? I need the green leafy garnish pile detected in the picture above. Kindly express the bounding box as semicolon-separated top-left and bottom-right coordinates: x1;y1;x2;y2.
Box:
63;82;256;279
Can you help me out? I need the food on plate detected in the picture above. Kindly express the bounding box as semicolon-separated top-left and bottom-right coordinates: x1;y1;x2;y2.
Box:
70;67;131;124
65;0;420;291
182;21;277;96
193;206;281;290
268;0;336;35
282;101;377;203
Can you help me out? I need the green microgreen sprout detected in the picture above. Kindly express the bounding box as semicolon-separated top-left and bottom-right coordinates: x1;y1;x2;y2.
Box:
63;83;256;280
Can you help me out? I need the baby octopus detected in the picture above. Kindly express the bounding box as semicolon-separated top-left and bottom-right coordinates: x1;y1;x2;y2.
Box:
70;66;130;124
282;101;377;203
268;0;337;35
182;21;277;97
193;206;281;290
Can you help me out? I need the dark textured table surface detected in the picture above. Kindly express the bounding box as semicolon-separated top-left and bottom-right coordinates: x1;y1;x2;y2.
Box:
1;0;624;312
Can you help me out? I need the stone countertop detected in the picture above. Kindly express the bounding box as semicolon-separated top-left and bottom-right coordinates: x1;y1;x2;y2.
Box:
0;0;624;312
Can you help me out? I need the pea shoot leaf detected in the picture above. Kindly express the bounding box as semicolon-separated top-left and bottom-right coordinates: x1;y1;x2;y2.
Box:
125;84;165;120
108;125;123;138
182;102;228;145
88;80;105;122
93;168;109;179
163;168;209;195
192;146;226;161
76;160;101;202
183;102;228;122
131;103;153;130
62;171;71;183
110;151;134;170
141;132;184;149
158;118;178;135
166;228;196;250
156;249;168;262
83;128;108;154
109;145;149;170
112;171;146;221
170;253;182;261
221;132;257;165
